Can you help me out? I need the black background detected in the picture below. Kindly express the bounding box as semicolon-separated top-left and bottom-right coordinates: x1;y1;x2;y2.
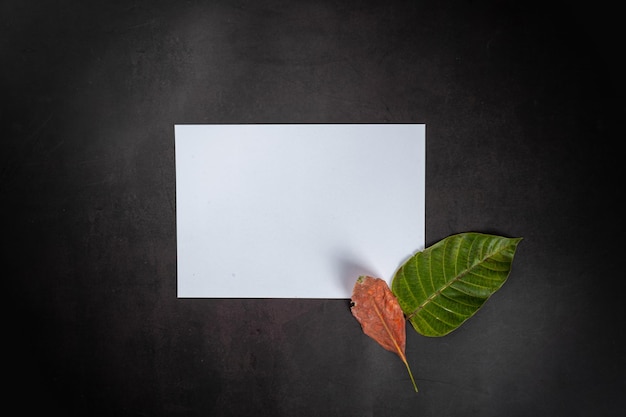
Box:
4;1;624;416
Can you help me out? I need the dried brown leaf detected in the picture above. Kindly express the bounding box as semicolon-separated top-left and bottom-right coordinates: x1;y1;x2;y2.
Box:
351;275;417;392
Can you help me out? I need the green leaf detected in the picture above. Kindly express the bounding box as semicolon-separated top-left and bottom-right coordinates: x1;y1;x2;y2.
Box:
391;233;522;337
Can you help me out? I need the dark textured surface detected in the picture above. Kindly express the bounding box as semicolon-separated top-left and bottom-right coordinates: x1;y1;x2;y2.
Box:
3;1;624;415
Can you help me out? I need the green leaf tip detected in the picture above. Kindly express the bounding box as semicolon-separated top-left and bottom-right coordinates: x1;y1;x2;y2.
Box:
391;232;522;337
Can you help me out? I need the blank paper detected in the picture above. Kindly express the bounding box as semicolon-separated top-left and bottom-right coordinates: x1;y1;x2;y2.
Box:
175;124;425;298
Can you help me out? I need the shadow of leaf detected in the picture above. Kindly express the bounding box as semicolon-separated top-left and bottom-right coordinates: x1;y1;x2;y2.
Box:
334;252;379;297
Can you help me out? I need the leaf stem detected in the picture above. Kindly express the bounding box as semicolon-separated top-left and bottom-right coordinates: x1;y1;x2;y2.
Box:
403;358;418;392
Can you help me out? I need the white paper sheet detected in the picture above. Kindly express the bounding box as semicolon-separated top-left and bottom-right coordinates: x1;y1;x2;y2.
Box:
175;124;425;298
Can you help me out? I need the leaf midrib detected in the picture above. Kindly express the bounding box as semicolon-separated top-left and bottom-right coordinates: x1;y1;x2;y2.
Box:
372;300;406;362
